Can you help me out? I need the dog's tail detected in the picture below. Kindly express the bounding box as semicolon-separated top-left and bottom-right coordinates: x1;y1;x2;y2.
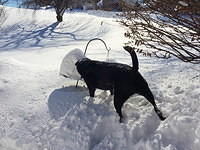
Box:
123;46;139;71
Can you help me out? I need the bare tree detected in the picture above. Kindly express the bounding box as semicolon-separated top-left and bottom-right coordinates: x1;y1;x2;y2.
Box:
22;0;71;22
120;0;200;64
54;0;70;22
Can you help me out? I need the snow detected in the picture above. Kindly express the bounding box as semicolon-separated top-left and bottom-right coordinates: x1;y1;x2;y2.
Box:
0;6;200;150
97;0;103;7
178;1;189;7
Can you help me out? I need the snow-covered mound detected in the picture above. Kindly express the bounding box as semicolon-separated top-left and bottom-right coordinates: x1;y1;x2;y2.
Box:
0;6;200;150
60;48;85;80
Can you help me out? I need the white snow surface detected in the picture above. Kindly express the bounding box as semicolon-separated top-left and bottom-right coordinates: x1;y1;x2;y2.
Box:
0;7;200;150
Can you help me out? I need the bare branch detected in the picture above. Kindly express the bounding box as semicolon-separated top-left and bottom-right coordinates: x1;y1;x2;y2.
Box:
119;0;200;64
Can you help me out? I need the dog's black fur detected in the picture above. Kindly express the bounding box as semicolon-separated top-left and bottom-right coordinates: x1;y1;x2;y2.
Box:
75;46;166;122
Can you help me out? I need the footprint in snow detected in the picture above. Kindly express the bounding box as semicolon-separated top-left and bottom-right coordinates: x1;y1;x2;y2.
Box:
174;87;184;94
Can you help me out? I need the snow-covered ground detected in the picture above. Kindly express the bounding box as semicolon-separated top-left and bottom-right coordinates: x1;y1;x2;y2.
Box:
0;7;200;150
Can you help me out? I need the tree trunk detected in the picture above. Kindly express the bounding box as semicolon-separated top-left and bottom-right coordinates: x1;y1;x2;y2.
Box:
56;14;63;22
54;0;66;22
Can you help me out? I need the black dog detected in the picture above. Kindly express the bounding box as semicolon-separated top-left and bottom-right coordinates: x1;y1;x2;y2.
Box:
75;46;166;122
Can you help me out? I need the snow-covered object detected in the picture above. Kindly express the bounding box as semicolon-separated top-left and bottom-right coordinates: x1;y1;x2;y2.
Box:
97;0;103;7
60;48;86;80
178;1;188;7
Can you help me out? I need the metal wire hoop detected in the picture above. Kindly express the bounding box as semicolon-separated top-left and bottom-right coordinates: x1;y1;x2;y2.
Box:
76;38;111;87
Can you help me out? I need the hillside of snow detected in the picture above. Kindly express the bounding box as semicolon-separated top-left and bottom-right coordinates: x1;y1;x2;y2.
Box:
0;7;200;150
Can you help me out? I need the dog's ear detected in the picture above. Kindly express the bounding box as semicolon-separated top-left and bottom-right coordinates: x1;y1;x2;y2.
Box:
123;46;139;71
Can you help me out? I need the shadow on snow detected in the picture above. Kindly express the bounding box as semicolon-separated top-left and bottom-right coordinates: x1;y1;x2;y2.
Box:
48;86;88;120
0;21;103;51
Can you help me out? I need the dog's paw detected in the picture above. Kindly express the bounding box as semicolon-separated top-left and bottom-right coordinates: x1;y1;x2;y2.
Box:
160;115;167;121
157;111;167;121
119;117;125;123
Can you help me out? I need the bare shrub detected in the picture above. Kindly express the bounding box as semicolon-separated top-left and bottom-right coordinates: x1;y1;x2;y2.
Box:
119;0;200;64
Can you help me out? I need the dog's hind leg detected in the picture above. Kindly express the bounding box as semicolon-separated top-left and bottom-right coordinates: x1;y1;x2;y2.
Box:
114;97;124;123
110;89;114;95
143;90;166;121
153;105;166;121
114;93;128;123
148;98;166;121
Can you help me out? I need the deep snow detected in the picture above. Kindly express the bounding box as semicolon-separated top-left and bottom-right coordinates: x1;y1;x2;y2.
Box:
0;7;200;150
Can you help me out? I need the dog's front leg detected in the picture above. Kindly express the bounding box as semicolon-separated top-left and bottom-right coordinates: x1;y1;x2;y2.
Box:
84;78;96;97
88;87;96;97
